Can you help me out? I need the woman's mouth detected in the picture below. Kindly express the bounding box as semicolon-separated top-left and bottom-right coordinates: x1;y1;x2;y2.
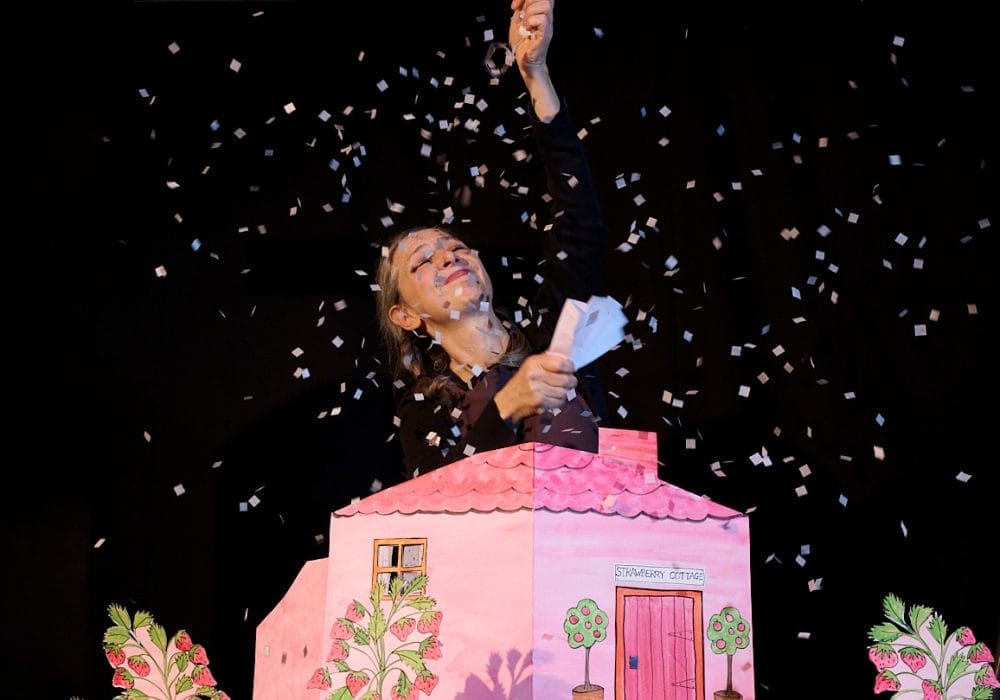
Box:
444;269;469;285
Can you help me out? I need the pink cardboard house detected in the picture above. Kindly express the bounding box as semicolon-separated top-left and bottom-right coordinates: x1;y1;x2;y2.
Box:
254;428;755;700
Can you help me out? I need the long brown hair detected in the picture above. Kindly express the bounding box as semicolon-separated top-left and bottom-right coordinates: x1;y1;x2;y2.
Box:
375;226;530;401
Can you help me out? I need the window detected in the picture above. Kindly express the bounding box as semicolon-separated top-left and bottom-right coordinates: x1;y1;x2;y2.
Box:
372;538;427;599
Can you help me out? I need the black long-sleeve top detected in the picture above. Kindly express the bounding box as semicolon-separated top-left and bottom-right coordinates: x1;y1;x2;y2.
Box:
394;104;610;478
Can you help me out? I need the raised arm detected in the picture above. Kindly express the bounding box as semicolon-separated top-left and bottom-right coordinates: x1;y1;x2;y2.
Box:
510;0;559;123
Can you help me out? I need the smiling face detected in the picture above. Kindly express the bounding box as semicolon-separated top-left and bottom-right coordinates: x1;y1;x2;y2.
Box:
388;227;493;332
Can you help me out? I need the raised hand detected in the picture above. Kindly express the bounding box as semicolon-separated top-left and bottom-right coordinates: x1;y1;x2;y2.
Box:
494;351;578;422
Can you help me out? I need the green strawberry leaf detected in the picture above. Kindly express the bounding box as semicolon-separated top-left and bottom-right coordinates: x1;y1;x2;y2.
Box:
389;576;404;602
928;614;948;645
882;594;905;625
133;610;154;629
407;596;437;611
402;575;428;598
394;649;427;674
868;622;903;643
149;623;168;653
104;626;131;646
907;604;933;633
370;607;386;642
973;686;994;700
333;660;351;673
353;627;371;646
175;675;194;693
125;691;150;699
108;604;132;629
946;652;969;685
369;584;382;609
394;672;412;695
327;688;354;700
174;650;190;673
194;686;217;697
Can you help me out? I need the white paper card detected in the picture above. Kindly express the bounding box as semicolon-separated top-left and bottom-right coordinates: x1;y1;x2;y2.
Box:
548;295;627;368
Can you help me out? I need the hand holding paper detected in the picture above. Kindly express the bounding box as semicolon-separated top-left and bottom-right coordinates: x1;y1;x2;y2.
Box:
547;295;627;369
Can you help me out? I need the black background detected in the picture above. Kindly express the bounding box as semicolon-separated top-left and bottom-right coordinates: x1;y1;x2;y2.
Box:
3;1;997;698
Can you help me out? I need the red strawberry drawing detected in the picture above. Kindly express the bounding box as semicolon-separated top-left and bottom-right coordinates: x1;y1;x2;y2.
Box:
330;618;355;640
416;611;442;635
189;644;210;665
419;636;442;660
305;667;331;690
327;639;350;662
900;646;927;672
921;679;943;700
969;641;995;664
191;663;217;687
127;655;151;677
104;646;126;667
346;670;371;697
868;644;898;671
413;671;439;696
956;626;976;646
112;667;135;690
174;629;194;651
873;670;900;694
345;600;366;623
390;617;416;641
976;665;1000;688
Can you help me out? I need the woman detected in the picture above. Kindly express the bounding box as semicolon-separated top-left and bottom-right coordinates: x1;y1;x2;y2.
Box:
376;0;610;477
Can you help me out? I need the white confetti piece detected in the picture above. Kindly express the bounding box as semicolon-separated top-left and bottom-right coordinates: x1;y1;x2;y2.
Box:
955;471;971;483
94;537;106;549
173;484;185;496
154;266;167;278
229;58;242;73
873;445;886;461
143;431;152;443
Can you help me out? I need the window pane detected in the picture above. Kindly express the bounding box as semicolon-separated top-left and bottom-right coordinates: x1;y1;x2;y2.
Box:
377;544;396;567
401;544;424;567
376;572;392;595
401;570;422;587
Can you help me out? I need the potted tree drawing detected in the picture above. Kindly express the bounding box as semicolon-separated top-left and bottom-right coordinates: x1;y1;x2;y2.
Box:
707;606;751;700
564;598;609;700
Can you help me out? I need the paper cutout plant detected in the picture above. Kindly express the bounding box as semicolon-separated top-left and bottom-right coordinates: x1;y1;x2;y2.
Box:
707;606;751;700
306;574;442;699
563;598;609;696
868;593;1000;698
101;603;229;700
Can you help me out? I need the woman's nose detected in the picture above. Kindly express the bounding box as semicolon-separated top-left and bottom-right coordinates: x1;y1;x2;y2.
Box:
435;248;457;266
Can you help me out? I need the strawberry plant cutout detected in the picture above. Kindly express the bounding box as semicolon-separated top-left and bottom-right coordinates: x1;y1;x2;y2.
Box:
306;574;443;698
102;603;230;700
868;593;1000;698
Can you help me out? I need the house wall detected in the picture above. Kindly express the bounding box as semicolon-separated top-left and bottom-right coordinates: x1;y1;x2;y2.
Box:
532;510;754;700
325;508;536;698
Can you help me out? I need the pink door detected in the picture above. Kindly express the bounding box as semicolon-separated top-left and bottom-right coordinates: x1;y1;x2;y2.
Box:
617;588;704;700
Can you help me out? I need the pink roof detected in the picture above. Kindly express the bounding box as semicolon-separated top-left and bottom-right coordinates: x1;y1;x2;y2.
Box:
336;442;741;521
